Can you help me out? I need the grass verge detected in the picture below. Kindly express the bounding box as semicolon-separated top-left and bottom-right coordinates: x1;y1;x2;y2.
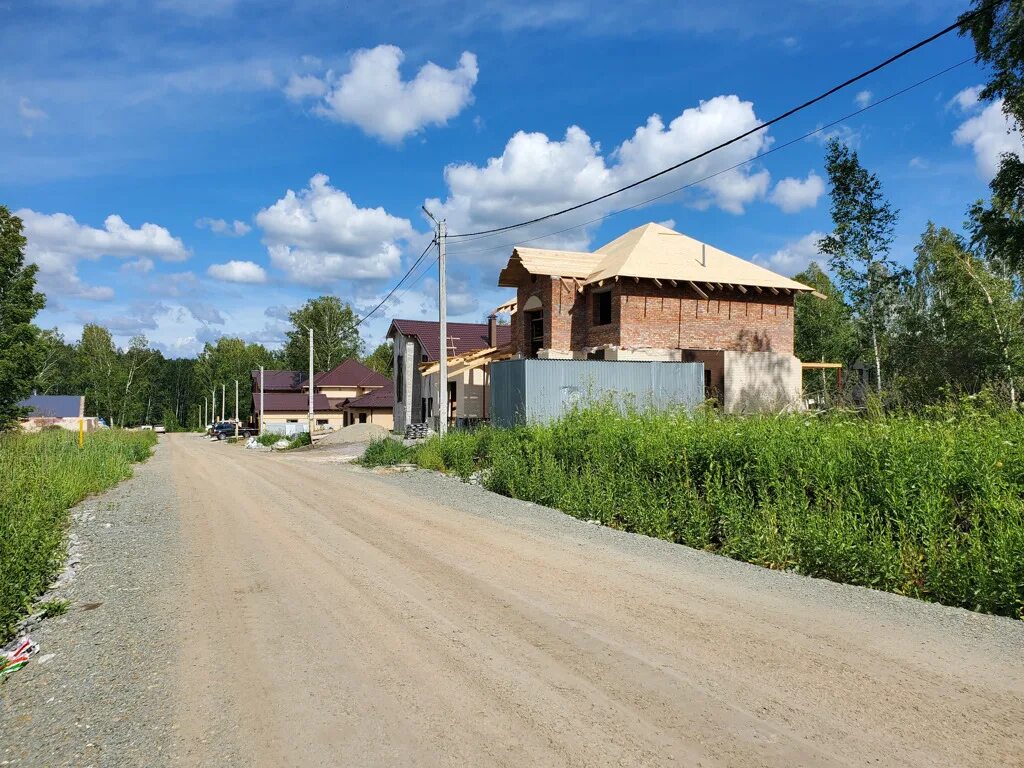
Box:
0;429;157;640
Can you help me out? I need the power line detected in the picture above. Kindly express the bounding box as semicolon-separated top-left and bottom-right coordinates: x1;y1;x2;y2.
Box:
446;56;973;261
353;238;436;328
447;3;994;240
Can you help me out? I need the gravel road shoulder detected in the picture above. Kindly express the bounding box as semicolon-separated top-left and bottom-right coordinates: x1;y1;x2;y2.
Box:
364;462;1024;660
0;440;184;768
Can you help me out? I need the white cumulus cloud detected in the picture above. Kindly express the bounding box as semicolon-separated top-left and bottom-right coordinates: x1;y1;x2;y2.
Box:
768;171;824;213
196;217;251;236
426;94;773;261
255;173;415;285
754;231;827;276
290;45;479;143
854;90;872;108
17;209;189;301
207;260;267;284
951;86;1024;180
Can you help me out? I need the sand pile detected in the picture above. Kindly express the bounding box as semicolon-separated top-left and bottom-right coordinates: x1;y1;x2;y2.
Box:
316;423;388;445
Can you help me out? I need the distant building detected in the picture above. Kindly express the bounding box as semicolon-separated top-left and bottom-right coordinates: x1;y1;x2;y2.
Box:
18;394;98;433
250;359;394;433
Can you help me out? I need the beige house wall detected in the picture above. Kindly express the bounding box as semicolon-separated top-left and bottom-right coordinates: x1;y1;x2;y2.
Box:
262;411;346;430
21;416;100;433
344;408;394;430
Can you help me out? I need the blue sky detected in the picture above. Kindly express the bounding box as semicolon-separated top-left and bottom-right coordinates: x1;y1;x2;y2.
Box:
3;0;1022;357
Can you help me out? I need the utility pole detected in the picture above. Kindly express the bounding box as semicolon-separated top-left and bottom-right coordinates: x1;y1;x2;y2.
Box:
211;388;216;429
204;397;208;429
438;219;448;436
307;326;315;439
259;366;265;436
234;379;239;439
422;207;448;436
221;383;226;422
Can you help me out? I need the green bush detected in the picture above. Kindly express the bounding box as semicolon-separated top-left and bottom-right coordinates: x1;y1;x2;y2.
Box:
429;406;1024;619
359;437;413;467
0;429;157;640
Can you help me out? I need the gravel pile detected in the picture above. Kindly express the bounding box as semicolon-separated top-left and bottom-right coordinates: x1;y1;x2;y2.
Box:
0;441;185;767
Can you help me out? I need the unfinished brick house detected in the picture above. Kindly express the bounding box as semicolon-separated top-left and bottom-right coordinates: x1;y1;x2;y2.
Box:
497;222;817;411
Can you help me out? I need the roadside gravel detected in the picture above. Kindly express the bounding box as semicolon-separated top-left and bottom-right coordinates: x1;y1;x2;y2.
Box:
369;464;1024;659
0;440;184;768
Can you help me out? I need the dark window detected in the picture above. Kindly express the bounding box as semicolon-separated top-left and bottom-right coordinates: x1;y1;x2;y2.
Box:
396;355;404;400
358;413;367;424
593;290;612;325
587;349;606;361
526;311;544;358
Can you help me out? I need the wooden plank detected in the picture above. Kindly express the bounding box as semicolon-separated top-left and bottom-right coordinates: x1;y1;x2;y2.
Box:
687;280;709;299
652;277;663;288
811;290;827;300
801;362;844;369
736;284;748;294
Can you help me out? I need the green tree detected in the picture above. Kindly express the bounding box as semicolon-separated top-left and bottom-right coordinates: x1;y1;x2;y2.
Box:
818;139;903;393
890;224;1021;405
193;337;278;424
33;329;77;395
793;262;857;402
960;0;1024;275
0;206;46;430
362;341;393;378
77;324;121;426
283;296;362;373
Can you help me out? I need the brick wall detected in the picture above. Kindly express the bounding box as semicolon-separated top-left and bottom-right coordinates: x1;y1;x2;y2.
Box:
617;282;794;354
509;277;795;356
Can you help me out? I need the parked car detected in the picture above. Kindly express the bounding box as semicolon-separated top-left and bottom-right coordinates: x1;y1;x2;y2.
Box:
210;421;256;441
154;425;166;434
139;425;154;431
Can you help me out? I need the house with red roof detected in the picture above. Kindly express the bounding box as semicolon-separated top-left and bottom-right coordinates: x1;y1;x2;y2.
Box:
250;358;395;432
387;316;511;432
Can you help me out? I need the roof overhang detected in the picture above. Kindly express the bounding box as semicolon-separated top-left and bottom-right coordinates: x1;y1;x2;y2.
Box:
420;345;514;377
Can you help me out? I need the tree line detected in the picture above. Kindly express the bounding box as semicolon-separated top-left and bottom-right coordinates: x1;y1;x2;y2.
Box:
0;229;392;432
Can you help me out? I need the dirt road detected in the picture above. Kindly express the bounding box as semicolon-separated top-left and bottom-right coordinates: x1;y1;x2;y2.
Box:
166;434;1023;767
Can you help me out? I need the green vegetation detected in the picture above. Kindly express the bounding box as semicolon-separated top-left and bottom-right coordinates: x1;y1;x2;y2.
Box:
359;437;414;466
0;429;156;639
0;206;46;431
366;408;1024;619
36;598;70;618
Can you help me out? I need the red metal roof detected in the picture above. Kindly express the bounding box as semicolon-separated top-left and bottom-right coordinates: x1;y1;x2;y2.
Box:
387;319;511;362
344;386;395;410
314;359;391;388
250;370;308;392
260;392;337;412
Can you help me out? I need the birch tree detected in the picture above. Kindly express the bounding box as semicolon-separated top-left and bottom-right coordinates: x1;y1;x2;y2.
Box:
818;139;903;393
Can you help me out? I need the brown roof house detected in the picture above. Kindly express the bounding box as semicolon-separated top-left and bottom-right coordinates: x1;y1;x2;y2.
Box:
387;318;512;432
251;359;394;433
498;222;817;412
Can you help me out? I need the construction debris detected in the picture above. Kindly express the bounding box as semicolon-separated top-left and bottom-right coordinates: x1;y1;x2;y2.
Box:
1;636;39;679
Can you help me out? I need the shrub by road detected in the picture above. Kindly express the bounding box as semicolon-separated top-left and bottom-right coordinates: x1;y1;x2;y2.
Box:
0;428;156;640
361;407;1024;619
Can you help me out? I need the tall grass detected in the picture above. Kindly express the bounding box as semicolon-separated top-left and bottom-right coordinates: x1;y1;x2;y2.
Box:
386;407;1024;619
0;429;156;639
